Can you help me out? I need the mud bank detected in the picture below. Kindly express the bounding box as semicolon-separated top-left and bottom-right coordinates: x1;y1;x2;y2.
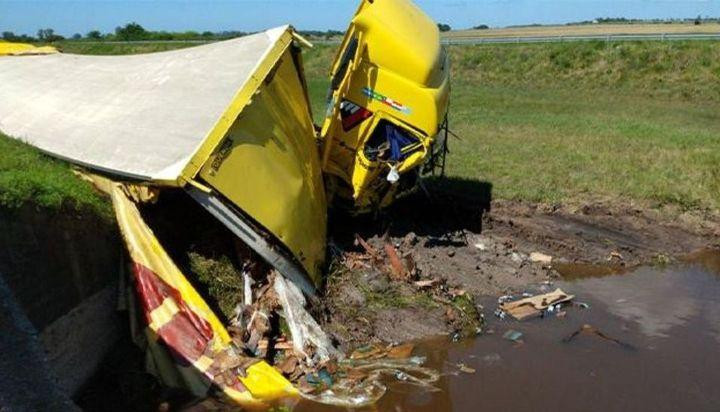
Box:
322;182;719;347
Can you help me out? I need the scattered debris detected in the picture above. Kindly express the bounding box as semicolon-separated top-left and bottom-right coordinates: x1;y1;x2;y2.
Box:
333;234;484;341
502;329;524;343
402;232;418;247
449;288;467;298
499;288;575;320
530;252;553;263
384;243;409;281
562;324;636;350
350;345;389;361
457;363;476;374
387;343;415;359
498;295;515;304
574;302;591;309
274;275;342;363
355;234;381;262
655;254;671;265
414;279;440;288
299;349;440;407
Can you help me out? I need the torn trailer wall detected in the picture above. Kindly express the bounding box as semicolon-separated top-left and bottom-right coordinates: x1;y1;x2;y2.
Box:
88;176;297;407
0;26;326;296
85;176;406;409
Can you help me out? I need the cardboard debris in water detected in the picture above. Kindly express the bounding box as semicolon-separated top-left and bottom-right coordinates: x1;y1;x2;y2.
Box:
500;288;575;320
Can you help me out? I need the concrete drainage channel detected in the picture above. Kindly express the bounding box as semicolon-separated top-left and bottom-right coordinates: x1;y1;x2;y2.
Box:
0;207;122;410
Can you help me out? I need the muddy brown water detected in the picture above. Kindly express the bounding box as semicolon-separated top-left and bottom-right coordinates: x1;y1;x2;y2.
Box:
291;250;720;411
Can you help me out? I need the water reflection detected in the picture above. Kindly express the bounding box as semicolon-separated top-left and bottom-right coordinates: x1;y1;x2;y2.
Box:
564;266;707;338
562;249;720;341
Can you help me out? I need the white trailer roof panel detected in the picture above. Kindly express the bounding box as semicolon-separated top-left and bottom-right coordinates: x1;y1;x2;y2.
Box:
0;26;288;181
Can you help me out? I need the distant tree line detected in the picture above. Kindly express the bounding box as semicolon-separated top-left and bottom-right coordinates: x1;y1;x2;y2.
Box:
2;28;65;42
569;16;720;26
1;22;345;43
296;30;344;39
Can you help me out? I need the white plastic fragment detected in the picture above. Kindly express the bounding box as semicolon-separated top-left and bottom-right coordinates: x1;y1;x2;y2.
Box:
498;295;515;304
274;275;342;363
386;165;400;184
243;269;253;306
575;302;591;309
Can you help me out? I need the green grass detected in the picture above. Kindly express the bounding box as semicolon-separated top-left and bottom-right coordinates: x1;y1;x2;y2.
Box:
54;40;206;55
446;41;720;210
448;85;720;210
450;41;720;102
0;132;112;217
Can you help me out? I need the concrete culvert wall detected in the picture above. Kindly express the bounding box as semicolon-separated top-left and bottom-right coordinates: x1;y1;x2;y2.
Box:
0;204;123;398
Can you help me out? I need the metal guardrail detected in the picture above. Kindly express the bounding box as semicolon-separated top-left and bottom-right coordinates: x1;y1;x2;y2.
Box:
442;33;720;45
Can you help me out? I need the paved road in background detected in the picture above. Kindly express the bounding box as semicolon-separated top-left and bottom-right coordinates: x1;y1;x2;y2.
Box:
440;33;720;45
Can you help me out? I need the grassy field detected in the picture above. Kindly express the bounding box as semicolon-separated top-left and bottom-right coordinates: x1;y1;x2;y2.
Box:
448;41;720;210
0;133;111;216
447;23;720;39
2;38;718;213
55;40;209;55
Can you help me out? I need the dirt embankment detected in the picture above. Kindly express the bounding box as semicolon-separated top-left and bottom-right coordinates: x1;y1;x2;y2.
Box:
78;185;718;363
321;182;719;348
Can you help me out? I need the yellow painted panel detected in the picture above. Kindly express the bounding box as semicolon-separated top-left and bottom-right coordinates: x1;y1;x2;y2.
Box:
0;41;57;56
353;0;445;87
198;49;327;283
320;0;450;211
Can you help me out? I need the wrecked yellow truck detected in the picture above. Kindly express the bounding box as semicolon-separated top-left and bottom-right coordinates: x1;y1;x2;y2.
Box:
0;0;449;407
321;0;451;211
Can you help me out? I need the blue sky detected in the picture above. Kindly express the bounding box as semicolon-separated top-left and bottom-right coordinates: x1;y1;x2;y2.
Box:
1;0;719;36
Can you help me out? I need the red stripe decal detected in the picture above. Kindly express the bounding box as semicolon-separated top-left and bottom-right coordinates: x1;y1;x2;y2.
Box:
133;262;214;366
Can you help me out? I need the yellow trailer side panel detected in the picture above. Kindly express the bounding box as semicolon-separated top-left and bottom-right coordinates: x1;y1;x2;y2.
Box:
197;50;326;283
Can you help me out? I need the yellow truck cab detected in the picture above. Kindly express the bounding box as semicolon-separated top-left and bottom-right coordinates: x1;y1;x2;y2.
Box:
320;0;451;212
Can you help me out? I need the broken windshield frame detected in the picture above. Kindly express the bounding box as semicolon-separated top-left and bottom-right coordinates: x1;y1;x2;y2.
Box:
330;35;359;92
